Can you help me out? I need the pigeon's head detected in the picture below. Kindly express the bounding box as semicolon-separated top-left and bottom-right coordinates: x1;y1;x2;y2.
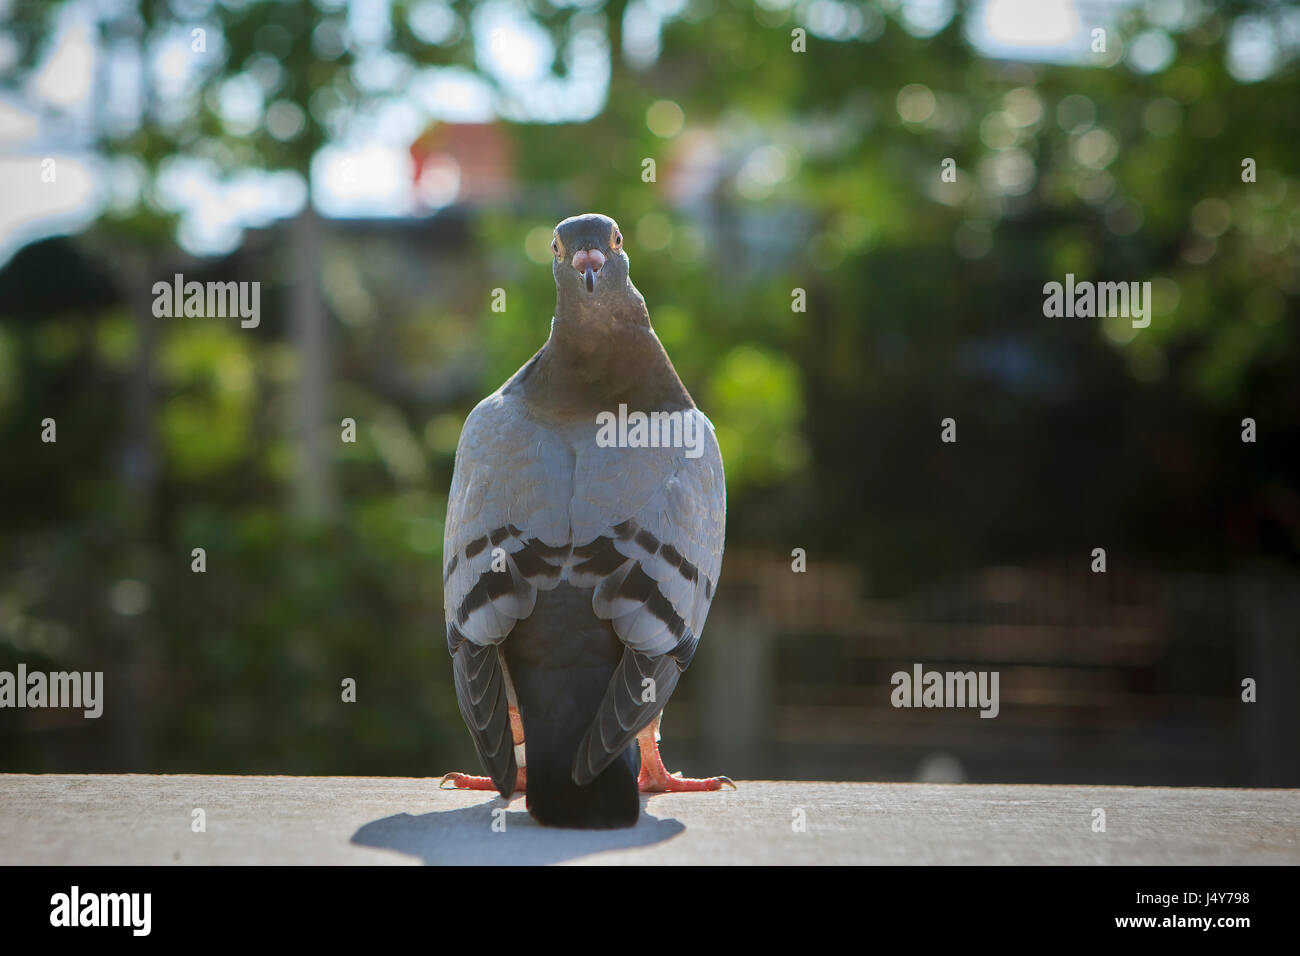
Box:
551;213;630;302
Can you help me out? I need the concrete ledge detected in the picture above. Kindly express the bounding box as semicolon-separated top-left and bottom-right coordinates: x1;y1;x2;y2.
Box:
0;775;1295;865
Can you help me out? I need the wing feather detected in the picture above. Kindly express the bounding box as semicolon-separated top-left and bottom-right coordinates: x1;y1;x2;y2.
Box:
571;410;725;783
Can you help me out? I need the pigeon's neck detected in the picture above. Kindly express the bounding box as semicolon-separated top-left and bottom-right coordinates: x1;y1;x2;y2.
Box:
511;305;693;420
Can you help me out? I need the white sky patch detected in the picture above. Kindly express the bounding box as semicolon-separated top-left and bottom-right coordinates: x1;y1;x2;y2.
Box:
989;0;1077;44
312;144;414;219
351;95;429;146
623;0;664;68
968;0;1087;62
409;0;460;45
349;0;394;49
516;24;607;123
412;68;496;123
0;96;39;145
155;159;307;256
469;1;608;123
216;74;265;136
352;50;412;94
1128;29;1176;74
30;17;94;108
103;40;145;138
967;0;1128;63
0;154;98;264
899;0;956;39
154;33;194;87
1227;15;1283;83
475;1;552;82
806;0;875;42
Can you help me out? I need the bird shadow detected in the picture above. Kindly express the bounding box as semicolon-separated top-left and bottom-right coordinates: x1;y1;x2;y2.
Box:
351;796;684;865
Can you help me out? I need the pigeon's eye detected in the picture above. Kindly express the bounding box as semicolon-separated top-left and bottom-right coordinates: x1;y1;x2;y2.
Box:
551;237;560;258
611;230;623;251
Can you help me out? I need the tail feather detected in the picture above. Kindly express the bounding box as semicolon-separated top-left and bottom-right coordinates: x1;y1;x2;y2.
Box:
521;715;639;828
502;583;642;828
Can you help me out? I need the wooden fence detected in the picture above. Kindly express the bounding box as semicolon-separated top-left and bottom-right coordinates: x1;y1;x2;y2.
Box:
664;551;1299;787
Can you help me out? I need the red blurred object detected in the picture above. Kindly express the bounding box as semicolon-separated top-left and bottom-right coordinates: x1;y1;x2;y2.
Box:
409;122;515;208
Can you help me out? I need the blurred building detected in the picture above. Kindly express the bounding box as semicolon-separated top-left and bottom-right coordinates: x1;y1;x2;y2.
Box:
410;122;517;210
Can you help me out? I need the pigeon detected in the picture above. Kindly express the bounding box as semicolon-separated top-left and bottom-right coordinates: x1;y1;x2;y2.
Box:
440;213;730;828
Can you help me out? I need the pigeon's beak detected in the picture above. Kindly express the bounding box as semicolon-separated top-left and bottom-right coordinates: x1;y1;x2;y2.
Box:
571;248;605;293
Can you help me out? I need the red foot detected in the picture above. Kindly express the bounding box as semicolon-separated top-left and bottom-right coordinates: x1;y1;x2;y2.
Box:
440;706;527;793
637;727;734;793
440;768;526;792
440;712;735;795
638;766;734;792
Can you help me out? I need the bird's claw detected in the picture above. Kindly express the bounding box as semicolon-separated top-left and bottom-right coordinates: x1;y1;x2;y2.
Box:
638;770;736;793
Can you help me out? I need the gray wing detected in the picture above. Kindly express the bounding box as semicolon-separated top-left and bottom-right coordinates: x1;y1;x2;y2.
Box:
442;391;572;795
566;409;726;785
